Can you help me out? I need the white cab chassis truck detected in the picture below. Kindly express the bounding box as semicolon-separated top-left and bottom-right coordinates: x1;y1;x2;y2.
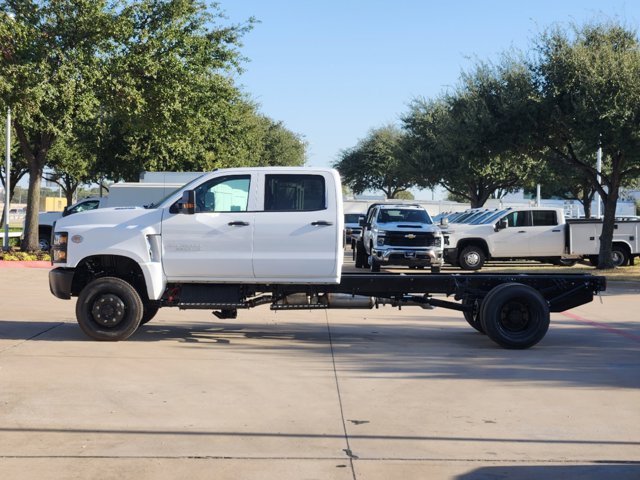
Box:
49;167;606;349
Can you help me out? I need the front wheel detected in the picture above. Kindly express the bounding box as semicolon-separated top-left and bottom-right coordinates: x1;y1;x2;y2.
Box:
354;241;368;268
76;277;143;341
459;245;485;270
480;283;549;349
140;303;160;325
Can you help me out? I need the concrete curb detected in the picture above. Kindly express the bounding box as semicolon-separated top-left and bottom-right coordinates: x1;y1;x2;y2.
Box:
0;260;52;269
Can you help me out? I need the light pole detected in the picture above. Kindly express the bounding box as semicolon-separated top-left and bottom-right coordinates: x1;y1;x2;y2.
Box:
3;107;10;251
595;136;602;219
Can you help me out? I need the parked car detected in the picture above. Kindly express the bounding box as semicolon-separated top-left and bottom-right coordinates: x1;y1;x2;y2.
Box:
344;212;365;248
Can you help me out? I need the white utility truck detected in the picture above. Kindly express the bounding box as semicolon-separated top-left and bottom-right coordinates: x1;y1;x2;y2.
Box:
49;167;606;349
442;207;633;270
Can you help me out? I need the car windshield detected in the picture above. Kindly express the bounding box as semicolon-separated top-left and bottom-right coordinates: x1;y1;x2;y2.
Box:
344;213;363;224
377;209;431;224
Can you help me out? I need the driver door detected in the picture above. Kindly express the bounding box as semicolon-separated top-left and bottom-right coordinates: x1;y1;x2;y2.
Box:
161;174;256;280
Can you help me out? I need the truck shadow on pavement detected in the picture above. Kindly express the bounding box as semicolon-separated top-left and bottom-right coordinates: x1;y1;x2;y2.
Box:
2;315;638;390
455;463;640;480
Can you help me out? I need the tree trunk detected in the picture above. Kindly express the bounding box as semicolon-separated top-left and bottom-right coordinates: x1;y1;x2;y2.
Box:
21;162;44;251
597;183;620;269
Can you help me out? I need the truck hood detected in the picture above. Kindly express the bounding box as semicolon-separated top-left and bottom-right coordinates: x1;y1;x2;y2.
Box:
54;206;159;230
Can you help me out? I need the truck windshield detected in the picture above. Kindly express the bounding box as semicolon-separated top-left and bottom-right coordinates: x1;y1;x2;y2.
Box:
377;209;431;224
145;173;208;208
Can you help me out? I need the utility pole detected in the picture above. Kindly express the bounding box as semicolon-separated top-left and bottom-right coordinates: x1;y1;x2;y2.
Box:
3;107;10;251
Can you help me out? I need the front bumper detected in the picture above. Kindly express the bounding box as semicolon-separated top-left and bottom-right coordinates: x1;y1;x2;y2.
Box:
371;247;444;267
49;267;75;300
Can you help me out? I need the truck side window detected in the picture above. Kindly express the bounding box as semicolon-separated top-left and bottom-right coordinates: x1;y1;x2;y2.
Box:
264;175;326;211
504;211;530;228
194;175;250;213
532;210;557;226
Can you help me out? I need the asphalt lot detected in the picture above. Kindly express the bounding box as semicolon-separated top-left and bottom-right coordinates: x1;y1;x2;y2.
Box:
1;264;639;479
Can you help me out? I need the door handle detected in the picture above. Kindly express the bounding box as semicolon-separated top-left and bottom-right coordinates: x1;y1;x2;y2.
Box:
552;229;561;232
518;230;526;233
228;221;250;226
311;221;333;226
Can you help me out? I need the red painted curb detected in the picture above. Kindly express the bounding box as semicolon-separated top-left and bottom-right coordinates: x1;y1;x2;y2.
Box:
0;260;52;269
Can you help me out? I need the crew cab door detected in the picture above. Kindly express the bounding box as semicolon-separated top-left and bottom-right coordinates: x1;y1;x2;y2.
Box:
252;172;341;282
528;210;565;256
161;174;255;280
491;210;532;257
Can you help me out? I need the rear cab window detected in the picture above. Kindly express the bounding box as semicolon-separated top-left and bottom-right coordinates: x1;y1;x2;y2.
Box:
264;174;326;211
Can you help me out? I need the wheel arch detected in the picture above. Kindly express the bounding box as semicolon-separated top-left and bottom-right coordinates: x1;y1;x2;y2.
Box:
456;238;490;258
70;255;154;301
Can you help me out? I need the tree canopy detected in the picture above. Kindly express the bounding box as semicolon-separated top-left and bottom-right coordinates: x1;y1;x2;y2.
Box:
404;60;543;207
0;0;305;250
333;125;417;199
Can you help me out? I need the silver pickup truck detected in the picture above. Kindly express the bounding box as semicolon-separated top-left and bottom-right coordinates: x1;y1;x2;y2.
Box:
355;203;444;273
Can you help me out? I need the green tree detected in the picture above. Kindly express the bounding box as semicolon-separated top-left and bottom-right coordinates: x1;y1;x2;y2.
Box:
532;21;640;267
404;60;542;208
333;125;417;199
0;0;254;250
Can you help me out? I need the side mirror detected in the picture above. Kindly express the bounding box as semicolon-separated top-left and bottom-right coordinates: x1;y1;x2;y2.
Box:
179;190;196;215
440;217;449;228
61;206;70;217
358;218;366;227
496;219;508;231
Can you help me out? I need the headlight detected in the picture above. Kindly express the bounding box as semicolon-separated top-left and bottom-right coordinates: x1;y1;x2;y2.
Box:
52;232;68;263
434;236;442;247
376;231;386;246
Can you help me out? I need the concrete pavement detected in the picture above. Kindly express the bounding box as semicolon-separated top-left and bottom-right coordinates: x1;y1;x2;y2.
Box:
1;268;639;479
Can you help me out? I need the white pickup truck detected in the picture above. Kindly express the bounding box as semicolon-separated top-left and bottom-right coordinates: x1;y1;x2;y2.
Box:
48;167;606;349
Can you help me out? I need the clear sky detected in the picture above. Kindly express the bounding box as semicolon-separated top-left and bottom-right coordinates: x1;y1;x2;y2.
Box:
222;0;640;196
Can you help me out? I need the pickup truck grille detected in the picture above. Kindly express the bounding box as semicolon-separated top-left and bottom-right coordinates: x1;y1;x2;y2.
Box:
385;232;438;247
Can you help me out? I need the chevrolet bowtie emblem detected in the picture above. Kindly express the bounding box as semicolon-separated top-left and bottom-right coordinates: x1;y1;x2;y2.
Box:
405;234;416;239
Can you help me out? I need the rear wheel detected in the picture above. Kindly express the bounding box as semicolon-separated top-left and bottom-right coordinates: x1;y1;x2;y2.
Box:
76;277;143;341
480;283;549;349
611;245;629;267
462;296;484;333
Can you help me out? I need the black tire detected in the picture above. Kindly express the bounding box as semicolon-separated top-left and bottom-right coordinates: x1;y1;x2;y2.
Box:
462;296;484;333
552;257;578;267
76;277;143;341
459;245;485;270
355;241;367;268
430;266;441;274
39;237;51;251
480;283;550;349
370;256;381;273
587;255;599;266
611;245;629;267
139;303;160;325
